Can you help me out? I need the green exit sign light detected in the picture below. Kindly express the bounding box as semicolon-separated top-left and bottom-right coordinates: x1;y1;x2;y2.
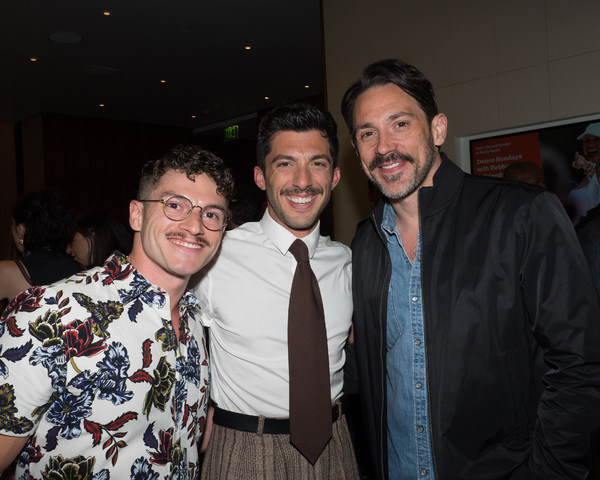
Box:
225;125;239;141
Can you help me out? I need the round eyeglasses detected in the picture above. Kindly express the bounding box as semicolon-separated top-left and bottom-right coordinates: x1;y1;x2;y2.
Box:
139;195;227;231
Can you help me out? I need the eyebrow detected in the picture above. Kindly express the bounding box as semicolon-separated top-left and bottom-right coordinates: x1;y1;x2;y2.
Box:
156;192;226;210
270;153;331;163
355;111;416;132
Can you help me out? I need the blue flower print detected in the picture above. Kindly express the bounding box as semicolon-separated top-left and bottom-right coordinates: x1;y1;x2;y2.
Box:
130;456;159;480
95;342;133;405
173;338;203;423
29;341;67;390
46;389;94;440
177;337;202;388
0;340;33;379
69;369;101;392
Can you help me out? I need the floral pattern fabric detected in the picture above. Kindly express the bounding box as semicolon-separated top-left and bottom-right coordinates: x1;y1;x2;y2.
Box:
0;252;208;480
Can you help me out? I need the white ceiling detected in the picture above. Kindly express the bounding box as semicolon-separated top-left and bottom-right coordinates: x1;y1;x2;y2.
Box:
0;0;324;132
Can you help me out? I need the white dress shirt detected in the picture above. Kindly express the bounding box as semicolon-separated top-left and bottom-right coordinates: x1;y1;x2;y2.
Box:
193;209;352;417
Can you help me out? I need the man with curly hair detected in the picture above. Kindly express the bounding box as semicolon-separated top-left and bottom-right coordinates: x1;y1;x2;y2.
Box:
0;145;234;479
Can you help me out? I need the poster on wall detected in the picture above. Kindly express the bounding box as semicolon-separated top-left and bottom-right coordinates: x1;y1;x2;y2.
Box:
455;113;600;227
470;132;542;177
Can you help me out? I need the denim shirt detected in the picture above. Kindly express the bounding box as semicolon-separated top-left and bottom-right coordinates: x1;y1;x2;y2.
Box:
382;202;435;479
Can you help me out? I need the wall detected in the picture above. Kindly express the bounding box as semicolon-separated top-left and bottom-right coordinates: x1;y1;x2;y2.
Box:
323;0;600;246
0;123;17;257
1;114;257;256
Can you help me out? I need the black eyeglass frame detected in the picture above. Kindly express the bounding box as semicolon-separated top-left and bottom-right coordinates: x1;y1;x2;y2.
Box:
139;194;227;231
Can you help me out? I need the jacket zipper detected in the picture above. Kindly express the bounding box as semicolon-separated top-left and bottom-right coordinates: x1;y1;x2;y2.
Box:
419;197;439;480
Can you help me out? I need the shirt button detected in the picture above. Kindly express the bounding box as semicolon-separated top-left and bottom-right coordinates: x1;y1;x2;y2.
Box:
415;339;422;346
416;382;422;389
417;426;424;433
412;296;419;302
420;469;427;476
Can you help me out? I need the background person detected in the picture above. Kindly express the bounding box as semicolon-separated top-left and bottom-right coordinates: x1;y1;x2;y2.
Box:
341;58;600;480
0;190;80;304
0;145;234;479
68;208;133;268
569;122;600;224
225;185;263;230
502;161;546;187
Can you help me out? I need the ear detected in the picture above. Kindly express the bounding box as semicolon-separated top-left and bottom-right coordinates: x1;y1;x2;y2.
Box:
431;113;448;147
331;167;341;190
254;166;266;191
129;200;143;232
16;223;26;238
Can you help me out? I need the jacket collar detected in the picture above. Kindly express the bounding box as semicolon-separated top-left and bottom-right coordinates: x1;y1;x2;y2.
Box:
419;151;465;218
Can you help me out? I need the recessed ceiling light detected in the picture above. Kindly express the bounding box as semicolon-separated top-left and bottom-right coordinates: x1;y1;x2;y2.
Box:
264;96;269;100
304;85;310;89
160;80;166;84
191;115;196;119
103;11;111;16
30;57;38;62
48;31;83;44
244;46;252;50
99;104;105;107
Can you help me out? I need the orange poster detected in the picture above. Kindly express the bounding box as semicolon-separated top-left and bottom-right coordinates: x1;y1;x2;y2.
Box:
470;132;542;177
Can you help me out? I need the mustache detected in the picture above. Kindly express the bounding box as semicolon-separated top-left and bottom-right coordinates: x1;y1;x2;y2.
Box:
280;187;323;196
369;151;415;172
166;232;211;246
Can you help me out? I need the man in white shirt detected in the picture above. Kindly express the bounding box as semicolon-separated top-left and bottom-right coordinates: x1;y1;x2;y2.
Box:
193;103;359;479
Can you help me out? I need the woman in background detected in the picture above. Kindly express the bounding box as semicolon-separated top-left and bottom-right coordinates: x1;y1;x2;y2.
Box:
0;190;80;303
67;208;132;269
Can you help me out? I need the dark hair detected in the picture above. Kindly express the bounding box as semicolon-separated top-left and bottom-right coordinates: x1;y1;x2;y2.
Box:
12;190;75;252
137;145;235;201
228;187;263;228
341;59;439;140
74;209;133;267
256;103;339;172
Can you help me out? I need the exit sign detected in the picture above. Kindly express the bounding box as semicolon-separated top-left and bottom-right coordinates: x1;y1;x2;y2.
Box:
224;125;239;141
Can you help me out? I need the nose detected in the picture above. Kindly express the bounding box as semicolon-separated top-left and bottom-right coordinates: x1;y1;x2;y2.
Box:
292;164;313;190
375;130;396;156
180;209;206;236
66;243;73;255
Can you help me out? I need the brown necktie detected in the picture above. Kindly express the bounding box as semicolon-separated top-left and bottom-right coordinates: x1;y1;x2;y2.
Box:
287;239;332;464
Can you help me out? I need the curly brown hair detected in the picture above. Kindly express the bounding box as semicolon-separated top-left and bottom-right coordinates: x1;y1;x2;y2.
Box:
137;145;235;201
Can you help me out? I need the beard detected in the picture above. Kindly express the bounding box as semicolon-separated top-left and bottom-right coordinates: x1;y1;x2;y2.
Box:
368;140;437;200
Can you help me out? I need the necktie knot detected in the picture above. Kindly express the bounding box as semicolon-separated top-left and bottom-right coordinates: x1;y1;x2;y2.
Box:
289;239;309;263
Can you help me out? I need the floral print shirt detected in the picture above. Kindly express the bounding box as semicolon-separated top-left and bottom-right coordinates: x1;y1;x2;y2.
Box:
0;252;209;480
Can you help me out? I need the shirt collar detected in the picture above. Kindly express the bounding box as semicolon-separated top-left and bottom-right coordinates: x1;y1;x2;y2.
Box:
259;209;321;258
381;201;399;237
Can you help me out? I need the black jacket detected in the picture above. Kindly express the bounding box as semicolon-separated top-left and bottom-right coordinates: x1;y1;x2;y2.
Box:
350;154;600;480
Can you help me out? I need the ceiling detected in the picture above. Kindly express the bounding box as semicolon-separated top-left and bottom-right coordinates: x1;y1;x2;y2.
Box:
0;0;324;136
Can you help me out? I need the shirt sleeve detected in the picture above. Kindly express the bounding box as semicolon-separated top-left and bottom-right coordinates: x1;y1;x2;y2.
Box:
518;191;600;477
192;272;214;328
0;289;60;437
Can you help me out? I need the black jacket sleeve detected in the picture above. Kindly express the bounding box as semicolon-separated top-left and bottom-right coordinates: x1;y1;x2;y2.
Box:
519;192;600;479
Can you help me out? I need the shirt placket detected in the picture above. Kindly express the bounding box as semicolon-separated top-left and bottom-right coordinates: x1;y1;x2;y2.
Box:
410;246;433;479
153;295;186;447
